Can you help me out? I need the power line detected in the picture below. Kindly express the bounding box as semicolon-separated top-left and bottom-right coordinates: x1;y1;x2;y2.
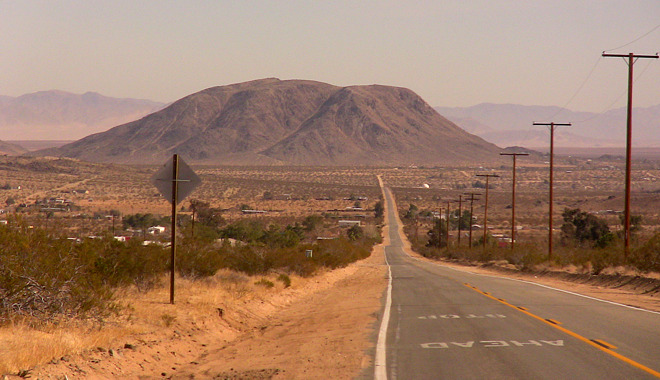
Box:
572;58;656;123
603;23;660;53
547;56;602;120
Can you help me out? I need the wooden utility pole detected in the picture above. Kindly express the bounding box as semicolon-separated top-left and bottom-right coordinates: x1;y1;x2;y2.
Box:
170;154;179;305
602;52;658;257
476;174;499;251
533;122;571;260
500;153;529;250
445;201;453;248
457;195;463;246
435;196;442;248
463;192;481;248
437;206;443;247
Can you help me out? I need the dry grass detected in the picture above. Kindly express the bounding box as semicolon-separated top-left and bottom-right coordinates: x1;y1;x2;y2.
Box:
0;269;314;376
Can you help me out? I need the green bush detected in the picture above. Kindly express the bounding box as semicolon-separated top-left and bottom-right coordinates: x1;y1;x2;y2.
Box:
0;219;168;324
277;274;291;288
0;212;379;323
254;278;274;288
630;232;660;272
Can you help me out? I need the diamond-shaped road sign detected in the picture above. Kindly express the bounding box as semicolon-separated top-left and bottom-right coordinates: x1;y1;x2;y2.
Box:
150;156;201;205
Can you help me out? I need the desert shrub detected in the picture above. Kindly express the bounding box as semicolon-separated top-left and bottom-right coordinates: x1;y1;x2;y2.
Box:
222;245;270;275
221;220;265;243
277;274;291;288
630;232;660;272
0;220;167;324
426;219;447;248
403;204;418;219
122;213;166;232
374;201;384;219
177;242;225;279
313;237;372;270
302;214;323;232
189;199;225;228
560;208;614;248
590;246;623;275
347;224;364;240
261;224;305;248
254;278;274;288
85;237;167;289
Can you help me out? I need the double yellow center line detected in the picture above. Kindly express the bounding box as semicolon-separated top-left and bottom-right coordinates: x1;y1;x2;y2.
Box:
464;283;660;378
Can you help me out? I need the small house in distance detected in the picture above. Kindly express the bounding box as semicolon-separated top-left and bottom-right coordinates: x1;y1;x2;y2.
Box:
148;226;166;234
338;220;361;227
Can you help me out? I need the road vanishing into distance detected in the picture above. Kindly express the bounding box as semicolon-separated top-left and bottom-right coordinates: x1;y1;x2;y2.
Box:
374;185;660;379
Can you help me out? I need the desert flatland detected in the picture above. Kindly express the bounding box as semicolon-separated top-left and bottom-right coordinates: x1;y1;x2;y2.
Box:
0;154;659;378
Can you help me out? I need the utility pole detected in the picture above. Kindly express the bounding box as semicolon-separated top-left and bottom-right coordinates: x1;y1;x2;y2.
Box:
476;174;499;251
170;154;179;305
533;122;571;260
500;153;529;250
457;195;463;246
463;192;481;248
436;196;442;248
445;201;453;248
437;206;443;247
602;52;658;257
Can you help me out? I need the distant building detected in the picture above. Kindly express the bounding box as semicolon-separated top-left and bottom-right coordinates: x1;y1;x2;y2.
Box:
338;220;361;227
148;226;166;234
241;209;268;214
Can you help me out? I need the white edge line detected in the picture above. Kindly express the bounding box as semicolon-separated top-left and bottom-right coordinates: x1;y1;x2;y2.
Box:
437;263;660;316
375;250;392;380
375;176;391;380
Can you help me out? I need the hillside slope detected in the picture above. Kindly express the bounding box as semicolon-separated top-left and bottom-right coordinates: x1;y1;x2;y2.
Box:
33;79;501;165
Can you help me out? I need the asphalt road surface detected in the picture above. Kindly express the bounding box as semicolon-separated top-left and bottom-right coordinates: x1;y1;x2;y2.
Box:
375;186;660;380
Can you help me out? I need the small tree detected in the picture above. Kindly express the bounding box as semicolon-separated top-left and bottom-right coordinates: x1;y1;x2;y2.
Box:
404;204;418;219
619;214;642;233
560;208;614;248
302;214;323;232
347;224;364;241
426;218;447;248
374;201;384;219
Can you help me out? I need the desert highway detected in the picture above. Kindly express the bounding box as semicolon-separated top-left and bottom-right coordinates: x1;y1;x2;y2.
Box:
374;186;660;379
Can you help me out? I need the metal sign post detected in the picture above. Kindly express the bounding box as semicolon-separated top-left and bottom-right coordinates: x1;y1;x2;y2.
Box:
151;154;201;304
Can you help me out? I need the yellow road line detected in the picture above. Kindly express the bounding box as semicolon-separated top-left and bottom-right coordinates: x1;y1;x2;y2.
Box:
464;283;660;378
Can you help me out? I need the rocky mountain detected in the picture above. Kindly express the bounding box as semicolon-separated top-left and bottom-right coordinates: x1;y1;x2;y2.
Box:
31;79;501;166
0;90;165;140
435;103;660;148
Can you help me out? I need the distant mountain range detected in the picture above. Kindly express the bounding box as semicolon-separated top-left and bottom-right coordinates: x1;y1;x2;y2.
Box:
435;103;660;149
29;79;501;165
0;90;165;140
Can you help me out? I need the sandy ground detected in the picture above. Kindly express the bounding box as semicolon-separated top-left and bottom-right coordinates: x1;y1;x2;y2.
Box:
11;184;660;379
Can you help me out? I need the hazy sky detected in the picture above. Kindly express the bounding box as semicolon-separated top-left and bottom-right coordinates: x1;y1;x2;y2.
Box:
2;1;659;112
